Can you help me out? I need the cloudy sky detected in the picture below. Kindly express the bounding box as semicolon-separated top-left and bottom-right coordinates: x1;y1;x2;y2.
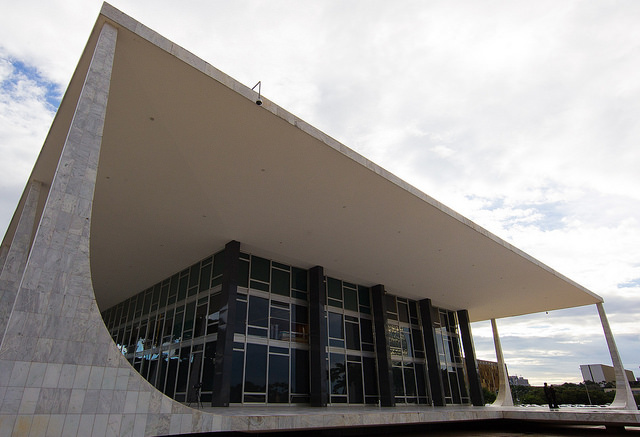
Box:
1;1;639;386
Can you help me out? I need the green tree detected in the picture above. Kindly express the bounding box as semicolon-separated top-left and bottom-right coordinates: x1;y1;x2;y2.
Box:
482;387;496;404
510;382;616;406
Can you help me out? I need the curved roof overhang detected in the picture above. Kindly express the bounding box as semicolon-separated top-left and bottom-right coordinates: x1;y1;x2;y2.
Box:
3;3;602;322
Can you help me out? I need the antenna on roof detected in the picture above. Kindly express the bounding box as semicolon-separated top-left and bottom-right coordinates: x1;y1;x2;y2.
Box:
252;81;262;106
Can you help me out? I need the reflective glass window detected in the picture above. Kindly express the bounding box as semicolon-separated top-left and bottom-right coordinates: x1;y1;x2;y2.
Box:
250;256;270;282
347;362;364;403
363;357;378;397
291;304;309;343
202;341;216;392
271;268;290;297
230;350;244;403
328;312;343;340
291;349;309;395
343;287;358;311
270;304;290;340
330;353;346;395
345;319;360;351
268;354;289;403
245;344;267;393
176;346;191;393
199;263;211;293
248;296;269;328
235;297;247;334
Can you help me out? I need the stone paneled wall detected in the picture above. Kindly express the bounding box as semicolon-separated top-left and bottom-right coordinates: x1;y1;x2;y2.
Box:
0;22;216;437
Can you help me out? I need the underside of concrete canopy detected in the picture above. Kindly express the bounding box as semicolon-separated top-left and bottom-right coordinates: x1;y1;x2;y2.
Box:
2;3;602;322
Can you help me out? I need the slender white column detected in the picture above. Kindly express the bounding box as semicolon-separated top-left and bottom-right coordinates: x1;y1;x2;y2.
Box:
597;302;637;410
490;318;513;407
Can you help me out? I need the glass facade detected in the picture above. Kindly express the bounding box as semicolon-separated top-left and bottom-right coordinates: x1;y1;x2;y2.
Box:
435;309;470;404
101;245;474;407
325;277;378;404
386;295;431;404
231;253;310;404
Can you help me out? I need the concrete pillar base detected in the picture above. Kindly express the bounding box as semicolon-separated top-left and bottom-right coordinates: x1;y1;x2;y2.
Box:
489;318;513;407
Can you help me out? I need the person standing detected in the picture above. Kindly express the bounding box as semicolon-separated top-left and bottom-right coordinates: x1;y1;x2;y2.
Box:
543;382;559;409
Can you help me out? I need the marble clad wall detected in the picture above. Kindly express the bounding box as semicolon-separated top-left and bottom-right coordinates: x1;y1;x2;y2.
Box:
0;181;42;342
0;22;212;437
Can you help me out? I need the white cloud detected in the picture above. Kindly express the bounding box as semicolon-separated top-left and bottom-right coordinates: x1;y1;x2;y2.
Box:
0;51;57;228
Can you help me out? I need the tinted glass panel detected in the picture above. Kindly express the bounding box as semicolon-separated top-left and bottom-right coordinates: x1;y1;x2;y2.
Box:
189;264;200;288
183;302;196;339
230;350;244;403
449;371;461;403
245;344;267;393
169;274;178;296
248;296;269;327
343;287;358;311
250;256;270;282
176;347;191;393
292;304;308;324
398;301;409;323
235;300;247;334
404;366;416;396
360;318;373;344
165;357;178;397
347;362;364;404
271;268;290;296
292;267;307;291
291;349;309;394
268;354;289;403
415;363;427;397
385;294;396;314
330;353;346;395
199;263;212;292
172;313;183;341
178;276;188;302
412;328;424;351
238;259;249;288
328;312;343;339
393;367;404;396
270;314;289;341
202;341;216;391
345;321;360;351
363;357;378;396
212;251;224;278
327;278;342;300
159;284;169;308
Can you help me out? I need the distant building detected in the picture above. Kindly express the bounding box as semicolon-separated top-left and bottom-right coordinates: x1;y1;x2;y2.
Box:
478;360;500;393
581;364;635;385
509;375;530;386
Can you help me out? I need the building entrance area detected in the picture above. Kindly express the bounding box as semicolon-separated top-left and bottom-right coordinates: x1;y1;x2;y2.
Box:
100;243;478;407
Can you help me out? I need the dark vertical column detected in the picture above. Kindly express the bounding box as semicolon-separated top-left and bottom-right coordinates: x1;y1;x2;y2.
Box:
309;266;328;406
457;309;485;406
419;298;446;406
212;240;240;407
371;285;395;407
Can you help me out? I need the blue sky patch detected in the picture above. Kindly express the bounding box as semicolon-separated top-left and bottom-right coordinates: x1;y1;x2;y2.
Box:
467;195;567;232
1;55;61;109
619;278;640;289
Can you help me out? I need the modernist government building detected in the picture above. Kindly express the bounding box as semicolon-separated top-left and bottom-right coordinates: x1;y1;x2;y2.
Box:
0;4;636;436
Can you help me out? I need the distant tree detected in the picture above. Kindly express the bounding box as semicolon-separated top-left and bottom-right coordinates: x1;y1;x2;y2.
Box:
482;387;496;404
518;386;546;405
510;382;616;406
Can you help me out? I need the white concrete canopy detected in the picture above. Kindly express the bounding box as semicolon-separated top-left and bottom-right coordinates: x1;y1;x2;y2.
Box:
1;3;602;322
